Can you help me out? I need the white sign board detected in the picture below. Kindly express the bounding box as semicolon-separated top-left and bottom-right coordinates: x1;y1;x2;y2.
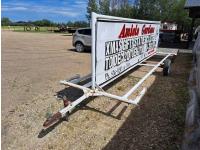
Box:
92;13;160;88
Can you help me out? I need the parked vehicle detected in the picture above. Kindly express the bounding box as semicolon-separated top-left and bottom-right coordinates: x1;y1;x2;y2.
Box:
159;31;181;43
72;28;91;52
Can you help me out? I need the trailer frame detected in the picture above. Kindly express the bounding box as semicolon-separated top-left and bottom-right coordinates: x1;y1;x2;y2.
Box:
43;13;177;128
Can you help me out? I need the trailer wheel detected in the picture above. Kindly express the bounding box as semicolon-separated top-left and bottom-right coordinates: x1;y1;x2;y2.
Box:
163;59;171;76
75;42;84;52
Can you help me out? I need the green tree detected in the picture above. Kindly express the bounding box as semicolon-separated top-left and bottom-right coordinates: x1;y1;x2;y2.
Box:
136;0;160;20
33;19;52;26
171;0;191;27
1;17;12;26
86;0;99;21
134;0;191;29
66;21;73;27
100;0;192;30
117;3;135;18
73;21;89;27
110;0;137;18
99;0;110;15
66;21;89;28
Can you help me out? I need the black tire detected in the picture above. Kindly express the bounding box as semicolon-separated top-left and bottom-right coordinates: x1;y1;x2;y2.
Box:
26;26;31;31
163;59;171;76
171;55;176;63
35;26;40;31
75;42;84;52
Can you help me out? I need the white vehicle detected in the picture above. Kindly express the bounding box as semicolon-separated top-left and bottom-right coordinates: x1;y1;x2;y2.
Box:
72;28;91;52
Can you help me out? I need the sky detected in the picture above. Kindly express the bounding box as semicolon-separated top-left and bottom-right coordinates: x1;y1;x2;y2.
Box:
1;0;88;23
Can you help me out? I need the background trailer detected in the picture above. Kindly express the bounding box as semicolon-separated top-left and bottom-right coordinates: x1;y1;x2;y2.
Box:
43;13;177;128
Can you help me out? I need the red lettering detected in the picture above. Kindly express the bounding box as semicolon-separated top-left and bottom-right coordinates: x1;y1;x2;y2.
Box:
118;24;139;39
142;25;155;35
118;24;126;38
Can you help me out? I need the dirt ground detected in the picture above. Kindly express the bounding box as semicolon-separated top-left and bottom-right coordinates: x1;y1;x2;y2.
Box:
2;31;192;150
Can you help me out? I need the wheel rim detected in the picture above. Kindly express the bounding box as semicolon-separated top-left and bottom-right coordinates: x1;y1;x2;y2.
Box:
76;43;83;52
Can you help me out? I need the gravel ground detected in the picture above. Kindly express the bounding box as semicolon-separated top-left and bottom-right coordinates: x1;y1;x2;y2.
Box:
2;31;192;150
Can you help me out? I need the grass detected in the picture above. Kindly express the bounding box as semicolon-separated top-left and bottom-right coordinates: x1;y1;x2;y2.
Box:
2;26;59;33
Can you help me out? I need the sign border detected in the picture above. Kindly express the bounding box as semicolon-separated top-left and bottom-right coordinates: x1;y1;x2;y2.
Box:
91;12;160;89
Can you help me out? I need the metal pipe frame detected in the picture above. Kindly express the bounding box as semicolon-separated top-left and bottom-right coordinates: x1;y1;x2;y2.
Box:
99;51;157;88
123;53;171;98
56;52;174;121
139;64;157;67
43;13;177;127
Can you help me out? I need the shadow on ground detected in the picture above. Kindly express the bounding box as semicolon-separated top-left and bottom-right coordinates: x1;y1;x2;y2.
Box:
159;41;188;49
61;34;73;36
67;48;91;53
38;53;192;149
38;86;84;138
37;61;142;137
102;53;192;150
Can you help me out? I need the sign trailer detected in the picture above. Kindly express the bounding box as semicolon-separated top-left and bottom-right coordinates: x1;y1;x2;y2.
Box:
43;13;177;128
